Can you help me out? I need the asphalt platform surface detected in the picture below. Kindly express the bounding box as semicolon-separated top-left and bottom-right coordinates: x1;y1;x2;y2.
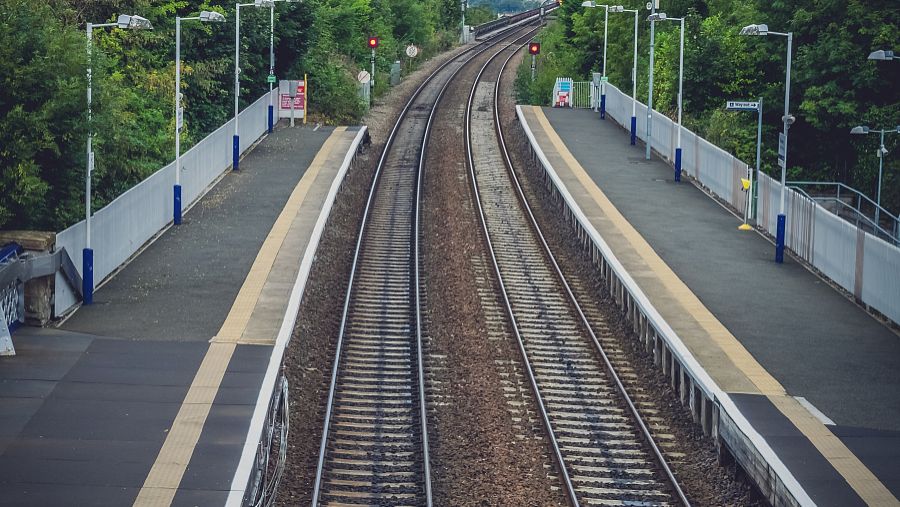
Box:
0;125;332;505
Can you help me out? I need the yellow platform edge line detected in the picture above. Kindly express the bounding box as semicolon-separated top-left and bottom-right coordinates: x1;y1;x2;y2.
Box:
528;105;898;507
133;126;348;507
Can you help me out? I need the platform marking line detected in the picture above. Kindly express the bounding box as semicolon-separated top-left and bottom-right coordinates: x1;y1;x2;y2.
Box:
529;106;899;507
133;127;347;507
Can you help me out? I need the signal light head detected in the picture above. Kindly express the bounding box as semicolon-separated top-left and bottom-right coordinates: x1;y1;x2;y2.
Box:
529;42;541;55
368;36;379;48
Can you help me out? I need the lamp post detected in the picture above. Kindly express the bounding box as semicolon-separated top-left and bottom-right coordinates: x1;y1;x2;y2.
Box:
174;11;225;226
84;14;152;305
581;1;609;118
266;0;299;134
648;13;685;182
610;6;638;144
851;125;899;227
233;0;275;172
645;1;657;160
741;23;793;264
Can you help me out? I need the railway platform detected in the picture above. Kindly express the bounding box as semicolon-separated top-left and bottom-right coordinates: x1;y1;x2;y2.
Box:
0;124;366;506
517;105;900;506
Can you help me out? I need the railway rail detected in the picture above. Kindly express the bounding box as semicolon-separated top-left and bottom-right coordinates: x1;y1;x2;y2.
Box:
464;38;692;506
309;21;544;507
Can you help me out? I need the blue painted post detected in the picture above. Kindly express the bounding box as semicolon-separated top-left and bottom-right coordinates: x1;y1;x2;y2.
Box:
600;93;606;119
675;148;682;182
174;184;182;225
775;214;786;263
630;116;637;145
268;105;274;134
82;248;94;305
232;135;240;171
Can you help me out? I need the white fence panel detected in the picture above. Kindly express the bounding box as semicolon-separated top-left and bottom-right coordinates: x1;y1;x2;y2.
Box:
600;82;900;325
55;90;278;316
862;234;900;324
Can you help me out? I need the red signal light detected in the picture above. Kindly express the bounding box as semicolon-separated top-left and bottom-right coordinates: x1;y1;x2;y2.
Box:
368;36;379;49
529;42;541;55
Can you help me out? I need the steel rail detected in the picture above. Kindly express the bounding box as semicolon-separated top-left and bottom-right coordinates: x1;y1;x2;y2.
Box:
310;19;545;506
488;42;692;506
463;37;580;507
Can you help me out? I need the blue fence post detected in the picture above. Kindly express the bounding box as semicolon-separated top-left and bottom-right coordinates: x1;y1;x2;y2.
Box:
268;105;274;134
600;93;606;119
82;248;93;305
232;135;240;171
775;214;786;263
174;184;182;225
630;116;637;145
675;148;682;182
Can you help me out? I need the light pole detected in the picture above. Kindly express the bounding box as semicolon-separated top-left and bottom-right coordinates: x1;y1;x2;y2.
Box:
741;23;793;264
610;6;638;144
234;0;275;172
174;11;225;226
646;1;657;160
266;0;300;134
84;14;152;305
648;13;685;182
581;1;609;118
851;125;899;226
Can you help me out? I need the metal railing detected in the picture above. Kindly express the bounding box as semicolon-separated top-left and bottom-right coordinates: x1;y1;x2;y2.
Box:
788;181;899;245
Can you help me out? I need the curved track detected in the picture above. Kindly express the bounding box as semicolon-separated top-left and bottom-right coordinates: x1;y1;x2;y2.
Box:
464;40;692;506
310;23;543;507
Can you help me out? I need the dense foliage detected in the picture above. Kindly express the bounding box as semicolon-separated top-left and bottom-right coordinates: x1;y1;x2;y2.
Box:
0;0;465;231
517;0;900;216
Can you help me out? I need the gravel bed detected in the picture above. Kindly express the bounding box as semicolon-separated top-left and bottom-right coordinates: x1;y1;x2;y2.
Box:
498;49;765;506
277;42;473;506
421;37;567;506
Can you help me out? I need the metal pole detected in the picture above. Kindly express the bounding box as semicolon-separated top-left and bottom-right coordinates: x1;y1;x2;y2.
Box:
174;17;183;225
461;0;466;43
646;4;656;160
877;128;884;226
775;32;792;264
371;47;376;90
754;96;763;221
600;5;608;119
630;9;638;145
674;17;684;182
233;3;241;171
268;5;275;133
531;54;536;82
84;22;94;304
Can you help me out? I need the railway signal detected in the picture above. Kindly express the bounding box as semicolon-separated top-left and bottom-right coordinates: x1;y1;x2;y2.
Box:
368;36;378;88
529;42;541;82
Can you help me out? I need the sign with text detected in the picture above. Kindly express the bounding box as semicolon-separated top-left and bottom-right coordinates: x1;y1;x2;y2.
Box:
278;80;306;120
777;132;786;168
726;100;759;112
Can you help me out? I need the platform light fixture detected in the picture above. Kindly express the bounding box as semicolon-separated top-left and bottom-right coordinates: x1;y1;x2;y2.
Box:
741;22;793;264
868;49;896;61
233;0;275;171
83;14;153;305
609;5;638;144
582;1;610;118
174;11;226;226
648;13;686;182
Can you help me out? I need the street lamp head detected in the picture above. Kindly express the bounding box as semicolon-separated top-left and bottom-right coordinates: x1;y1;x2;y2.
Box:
199;11;226;22
850;126;870;135
117;14;153;30
740;23;768;36
647;12;666;21
581;1;596;6
254;0;276;7
868;49;895;61
610;5;624;12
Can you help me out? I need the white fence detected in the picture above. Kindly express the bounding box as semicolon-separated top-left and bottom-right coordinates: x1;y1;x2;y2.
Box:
55;90;278;316
601;82;900;325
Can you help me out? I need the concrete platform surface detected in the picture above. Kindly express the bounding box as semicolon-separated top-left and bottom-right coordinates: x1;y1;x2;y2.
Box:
0;124;365;506
518;105;900;506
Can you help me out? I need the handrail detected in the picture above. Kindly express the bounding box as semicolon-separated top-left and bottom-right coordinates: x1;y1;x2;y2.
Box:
788;181;899;244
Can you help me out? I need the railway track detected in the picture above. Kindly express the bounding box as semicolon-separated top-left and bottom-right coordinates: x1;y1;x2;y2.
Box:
309;22;544;507
465;39;692;506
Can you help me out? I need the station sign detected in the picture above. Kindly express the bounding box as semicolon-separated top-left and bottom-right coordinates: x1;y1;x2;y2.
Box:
777;132;786;168
278;79;306;119
726;100;759;112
